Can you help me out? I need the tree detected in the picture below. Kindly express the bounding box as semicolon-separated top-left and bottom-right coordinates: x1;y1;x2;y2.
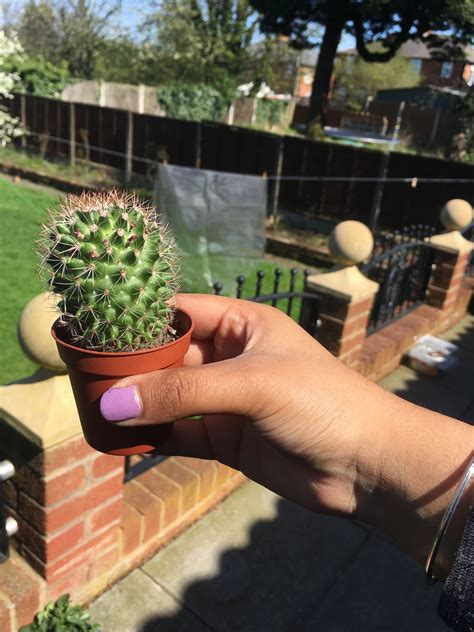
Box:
0;31;24;146
17;0;60;63
7;56;70;97
242;36;299;95
144;0;257;102
333;49;420;110
250;0;474;132
94;37;157;84
57;0;121;79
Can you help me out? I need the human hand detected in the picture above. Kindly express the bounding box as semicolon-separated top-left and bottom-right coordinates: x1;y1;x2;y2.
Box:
100;294;474;569
100;294;388;517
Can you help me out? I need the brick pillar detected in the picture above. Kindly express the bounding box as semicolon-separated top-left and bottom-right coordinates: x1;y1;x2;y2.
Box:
303;221;379;369
426;200;473;325
1;386;124;602
0;293;125;602
426;247;471;313
304;270;378;368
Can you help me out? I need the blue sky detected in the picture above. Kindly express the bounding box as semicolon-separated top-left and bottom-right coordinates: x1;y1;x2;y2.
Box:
119;0;356;50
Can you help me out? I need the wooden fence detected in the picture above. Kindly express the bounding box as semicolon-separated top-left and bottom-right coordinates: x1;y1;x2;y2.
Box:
4;94;474;231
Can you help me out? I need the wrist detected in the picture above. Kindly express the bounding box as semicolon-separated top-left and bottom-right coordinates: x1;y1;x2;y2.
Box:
353;390;474;568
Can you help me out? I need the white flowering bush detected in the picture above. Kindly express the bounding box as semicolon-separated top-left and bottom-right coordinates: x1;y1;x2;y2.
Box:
0;30;24;147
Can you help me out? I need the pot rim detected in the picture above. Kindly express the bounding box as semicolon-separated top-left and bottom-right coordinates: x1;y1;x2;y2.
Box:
51;307;194;358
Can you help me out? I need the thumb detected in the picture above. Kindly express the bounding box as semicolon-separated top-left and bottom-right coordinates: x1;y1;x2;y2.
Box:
100;359;255;425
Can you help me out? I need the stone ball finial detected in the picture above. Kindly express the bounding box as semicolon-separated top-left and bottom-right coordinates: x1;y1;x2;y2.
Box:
18;293;66;373
440;199;473;231
328;220;374;266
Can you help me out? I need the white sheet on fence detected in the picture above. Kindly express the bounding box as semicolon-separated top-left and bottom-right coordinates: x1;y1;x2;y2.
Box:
154;164;266;293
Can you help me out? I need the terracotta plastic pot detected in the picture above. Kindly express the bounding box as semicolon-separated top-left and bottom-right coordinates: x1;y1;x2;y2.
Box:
51;309;194;456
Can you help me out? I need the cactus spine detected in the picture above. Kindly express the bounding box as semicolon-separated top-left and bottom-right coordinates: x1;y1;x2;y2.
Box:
39;191;179;352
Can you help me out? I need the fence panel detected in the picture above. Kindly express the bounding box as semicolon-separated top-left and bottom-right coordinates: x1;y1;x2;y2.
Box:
381;153;474;229
74;103;127;169
20;95;70;157
201;122;280;176
132;114;199;176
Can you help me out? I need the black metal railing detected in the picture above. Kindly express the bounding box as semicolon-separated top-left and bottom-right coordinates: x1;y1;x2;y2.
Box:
124;454;168;483
0;460;17;563
361;235;435;334
212;267;321;336
462;221;474;277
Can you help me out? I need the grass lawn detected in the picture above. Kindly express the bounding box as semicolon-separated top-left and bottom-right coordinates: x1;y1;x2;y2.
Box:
0;176;60;384
0;177;313;384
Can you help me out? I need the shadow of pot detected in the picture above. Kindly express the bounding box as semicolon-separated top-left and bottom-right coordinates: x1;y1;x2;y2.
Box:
51;309;193;456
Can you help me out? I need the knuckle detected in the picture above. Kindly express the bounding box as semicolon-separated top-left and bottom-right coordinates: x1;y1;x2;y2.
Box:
149;370;194;419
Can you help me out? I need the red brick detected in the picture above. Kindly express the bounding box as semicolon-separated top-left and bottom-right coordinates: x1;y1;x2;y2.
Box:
121;502;143;554
19;520;84;563
14;466;43;502
0;557;42;628
47;566;85;602
320;294;373;320
124;480;163;539
139;469;181;528
319;310;370;340
19;492;87;536
29;435;94;476
91;454;124;479
84;471;123;512
373;354;402;381
89;497;122;533
398;313;431;337
87;545;120;582
414;304;440;328
45;465;86;506
156;458;200;514
0;590;15;632
3;480;17;509
177;458;217;501
22;523;119;582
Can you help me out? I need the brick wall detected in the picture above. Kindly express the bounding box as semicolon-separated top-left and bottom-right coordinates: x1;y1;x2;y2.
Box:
2;427;244;628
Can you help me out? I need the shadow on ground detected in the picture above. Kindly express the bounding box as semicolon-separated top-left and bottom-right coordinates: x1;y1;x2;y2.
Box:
91;316;474;632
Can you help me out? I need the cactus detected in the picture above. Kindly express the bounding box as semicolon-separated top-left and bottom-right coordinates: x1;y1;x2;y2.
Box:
38;190;179;352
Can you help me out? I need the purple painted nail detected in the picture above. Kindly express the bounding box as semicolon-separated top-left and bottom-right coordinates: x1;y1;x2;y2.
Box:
100;386;141;422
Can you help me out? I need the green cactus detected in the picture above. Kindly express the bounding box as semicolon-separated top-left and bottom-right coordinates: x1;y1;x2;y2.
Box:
38;190;179;352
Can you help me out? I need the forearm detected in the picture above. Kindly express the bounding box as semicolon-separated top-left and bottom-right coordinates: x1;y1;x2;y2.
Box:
356;387;474;574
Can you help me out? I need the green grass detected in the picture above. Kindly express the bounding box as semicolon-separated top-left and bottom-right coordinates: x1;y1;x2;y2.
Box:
0;176;60;383
0;177;311;384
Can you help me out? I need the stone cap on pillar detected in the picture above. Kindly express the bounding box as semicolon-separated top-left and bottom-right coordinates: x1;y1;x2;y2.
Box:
0;293;81;449
307;220;379;301
431;199;473;255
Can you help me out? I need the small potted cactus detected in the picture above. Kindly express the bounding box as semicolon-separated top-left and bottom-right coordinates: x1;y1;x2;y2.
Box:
38;190;193;455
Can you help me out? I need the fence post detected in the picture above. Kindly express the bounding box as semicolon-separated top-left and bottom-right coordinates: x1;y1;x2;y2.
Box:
137;84;145;115
125;111;133;182
425;199;473;326
20;94;27;149
302;221;379;368
267;137;284;225
68;102;76;168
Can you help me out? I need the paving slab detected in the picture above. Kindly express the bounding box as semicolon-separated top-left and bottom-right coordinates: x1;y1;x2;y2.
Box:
88;569;208;632
380;365;471;419
142;481;370;632
303;531;449;632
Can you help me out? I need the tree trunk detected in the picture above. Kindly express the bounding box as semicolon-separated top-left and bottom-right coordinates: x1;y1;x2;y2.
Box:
306;16;345;134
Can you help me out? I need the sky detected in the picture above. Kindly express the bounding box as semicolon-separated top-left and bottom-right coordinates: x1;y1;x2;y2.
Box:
4;0;356;52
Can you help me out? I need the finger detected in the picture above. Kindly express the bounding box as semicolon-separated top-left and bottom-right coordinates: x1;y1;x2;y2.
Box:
183;340;214;366
176;293;258;340
99;357;258;426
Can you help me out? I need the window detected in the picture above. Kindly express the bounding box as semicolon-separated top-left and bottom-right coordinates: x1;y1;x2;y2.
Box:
411;59;422;74
440;61;453;78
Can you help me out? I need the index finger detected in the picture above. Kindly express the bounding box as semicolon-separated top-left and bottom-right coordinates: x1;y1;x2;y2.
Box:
176;293;248;340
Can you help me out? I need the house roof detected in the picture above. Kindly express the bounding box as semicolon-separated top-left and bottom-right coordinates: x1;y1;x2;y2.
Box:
341;39;474;63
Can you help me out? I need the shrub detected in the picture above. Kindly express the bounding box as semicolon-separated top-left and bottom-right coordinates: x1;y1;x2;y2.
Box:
19;594;100;632
157;82;228;121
